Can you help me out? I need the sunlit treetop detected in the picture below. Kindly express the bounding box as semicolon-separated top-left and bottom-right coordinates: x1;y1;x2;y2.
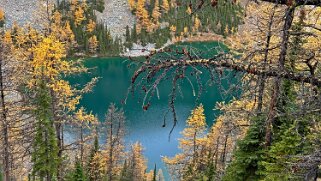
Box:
74;4;86;26
0;8;5;21
86;19;96;33
75;107;97;123
162;0;170;12
3;31;12;45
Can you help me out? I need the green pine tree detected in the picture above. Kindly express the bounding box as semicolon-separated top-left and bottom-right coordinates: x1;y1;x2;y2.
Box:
259;121;302;180
131;24;138;43
0;166;2;181
86;135;103;181
223;116;266;181
119;160;131;181
31;81;60;180
124;25;132;49
73;158;87;181
153;164;157;181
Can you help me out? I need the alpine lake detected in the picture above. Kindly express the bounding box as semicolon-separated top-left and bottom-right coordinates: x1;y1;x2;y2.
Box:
67;41;239;178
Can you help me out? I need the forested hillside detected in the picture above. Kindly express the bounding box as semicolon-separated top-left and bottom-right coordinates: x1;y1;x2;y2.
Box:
1;0;321;181
125;0;243;48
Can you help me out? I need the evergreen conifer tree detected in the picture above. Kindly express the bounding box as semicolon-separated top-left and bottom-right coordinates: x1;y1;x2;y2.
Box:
73;158;86;181
153;164;157;181
31;81;60;180
223;116;266;181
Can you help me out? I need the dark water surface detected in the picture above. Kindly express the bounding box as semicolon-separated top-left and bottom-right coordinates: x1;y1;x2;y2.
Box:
68;42;236;178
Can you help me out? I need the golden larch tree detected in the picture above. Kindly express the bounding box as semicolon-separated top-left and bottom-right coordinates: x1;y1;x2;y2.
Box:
152;0;161;24
193;15;201;32
86;19;96;33
103;104;126;181
128;0;137;11
128;142;148;181
88;35;99;53
136;0;151;29
162;0;170;12
163;104;208;180
74;5;86;26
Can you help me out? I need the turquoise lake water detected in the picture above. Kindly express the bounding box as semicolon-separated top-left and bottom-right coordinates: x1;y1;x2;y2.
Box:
68;41;237;178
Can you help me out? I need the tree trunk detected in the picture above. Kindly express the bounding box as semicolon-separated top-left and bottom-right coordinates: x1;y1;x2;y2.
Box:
108;113;113;181
80;123;84;165
265;6;295;147
50;89;63;181
257;7;276;113
0;45;10;181
265;78;280;147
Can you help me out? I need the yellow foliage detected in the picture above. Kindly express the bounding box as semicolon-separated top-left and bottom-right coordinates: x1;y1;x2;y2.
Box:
12;26;27;48
26;26;39;44
86;19;96;33
224;25;229;35
64;21;74;38
30;36;65;79
128;0;137;11
81;1;88;11
66;95;81;111
51;80;73;96
170;0;176;8
88;35;99;53
70;0;78;12
186;6;192;15
50;11;75;50
170;25;176;32
28;34;86;114
183;26;189;35
130;142;148;181
136;0;151;29
3;31;12;45
164;104;207;179
152;0;161;24
226;2;283;64
75;107;96;123
52;11;62;25
88;152;106;179
74;5;86;26
162;0;170;12
28;34;85;110
193;15;201;32
0;8;5;21
185;104;206;130
63;21;76;49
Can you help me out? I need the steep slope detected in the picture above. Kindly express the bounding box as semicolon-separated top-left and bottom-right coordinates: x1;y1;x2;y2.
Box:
0;0;37;27
0;0;135;39
95;0;135;38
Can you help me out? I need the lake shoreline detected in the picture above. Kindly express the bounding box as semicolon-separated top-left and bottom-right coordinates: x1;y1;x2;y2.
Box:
71;33;225;59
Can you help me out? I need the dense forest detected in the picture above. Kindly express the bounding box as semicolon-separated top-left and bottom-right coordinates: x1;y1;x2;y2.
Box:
1;0;321;181
125;0;243;48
